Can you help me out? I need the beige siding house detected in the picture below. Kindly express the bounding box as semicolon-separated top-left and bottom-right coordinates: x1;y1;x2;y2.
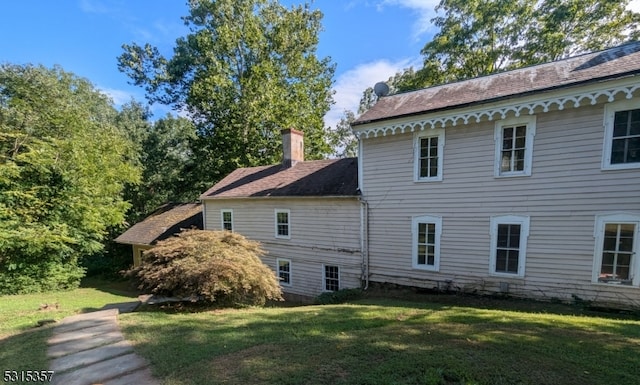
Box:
200;129;361;298
352;42;640;308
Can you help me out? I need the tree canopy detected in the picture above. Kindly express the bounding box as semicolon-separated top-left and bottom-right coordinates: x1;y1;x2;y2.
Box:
0;64;140;293
395;0;640;91
118;0;336;191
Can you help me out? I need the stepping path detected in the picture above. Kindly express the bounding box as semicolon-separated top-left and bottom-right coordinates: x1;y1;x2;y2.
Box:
47;303;158;385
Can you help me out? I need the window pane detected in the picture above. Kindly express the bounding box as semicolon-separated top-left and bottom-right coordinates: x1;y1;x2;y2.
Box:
427;255;435;266
503;127;513;141
503;137;512;150
619;236;634;252
602;252;615;266
430;162;438;177
628;137;640;163
497;225;509;247
616;267;630;281
507;250;519;273
427;224;435;244
611;139;626;164
630;110;640;135
420;165;429;178
509;225;521;248
515;136;526;149
614;111;629;137
418;223;426;243
515;125;527;138
603;236;617;251
496;249;507;272
420;139;429;157
430;144;438;157
617;253;632;267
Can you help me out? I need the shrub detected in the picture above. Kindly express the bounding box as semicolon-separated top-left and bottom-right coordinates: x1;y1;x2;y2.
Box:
314;288;363;304
126;229;282;306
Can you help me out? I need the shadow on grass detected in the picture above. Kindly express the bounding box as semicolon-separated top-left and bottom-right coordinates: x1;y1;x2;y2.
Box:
121;297;640;385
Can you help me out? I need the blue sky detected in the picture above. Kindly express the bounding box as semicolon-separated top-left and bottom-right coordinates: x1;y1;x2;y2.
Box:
2;0;638;128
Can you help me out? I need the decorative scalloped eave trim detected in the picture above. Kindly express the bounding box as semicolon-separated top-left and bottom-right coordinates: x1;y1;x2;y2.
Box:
355;84;640;139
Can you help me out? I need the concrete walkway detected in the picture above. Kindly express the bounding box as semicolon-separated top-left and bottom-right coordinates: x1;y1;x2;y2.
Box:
47;302;159;385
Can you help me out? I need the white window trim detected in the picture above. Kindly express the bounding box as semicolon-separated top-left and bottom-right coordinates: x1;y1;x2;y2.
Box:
220;209;233;231
494;116;536;177
411;215;442;271
323;264;340;292
274;209;291;239
592;213;640;286
276;258;292;287
414;129;445;182
602;98;640;170
489;215;530;278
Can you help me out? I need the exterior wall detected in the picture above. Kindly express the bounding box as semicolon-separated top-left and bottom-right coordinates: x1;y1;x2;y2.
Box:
360;97;640;308
132;244;153;267
203;197;361;297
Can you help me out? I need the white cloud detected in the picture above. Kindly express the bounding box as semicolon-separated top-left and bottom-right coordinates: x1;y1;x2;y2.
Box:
325;58;415;128
98;87;137;107
629;0;640;13
378;0;440;41
78;0;110;14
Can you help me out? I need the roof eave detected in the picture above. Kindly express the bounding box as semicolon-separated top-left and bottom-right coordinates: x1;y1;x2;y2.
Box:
352;70;640;127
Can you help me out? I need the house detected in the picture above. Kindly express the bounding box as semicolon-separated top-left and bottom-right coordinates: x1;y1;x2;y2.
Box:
115;202;203;266
351;42;640;308
199;129;361;298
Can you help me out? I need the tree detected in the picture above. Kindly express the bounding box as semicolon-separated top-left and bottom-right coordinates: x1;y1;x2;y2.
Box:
397;0;640;91
118;0;335;191
122;110;198;222
0;64;140;293
127;229;283;306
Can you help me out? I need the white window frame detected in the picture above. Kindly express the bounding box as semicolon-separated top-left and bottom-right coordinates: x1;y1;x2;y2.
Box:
274;209;291;239
489;215;530;278
414;129;445;182
220;209;233;231
602;99;640;170
411;215;442;271
276;258;292;287
494;116;536;177
592;213;640;286
323;264;340;292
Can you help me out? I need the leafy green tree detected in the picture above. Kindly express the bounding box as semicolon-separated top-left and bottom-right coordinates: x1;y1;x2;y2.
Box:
0;64;140;293
396;0;640;91
118;0;335;191
125;114;198;222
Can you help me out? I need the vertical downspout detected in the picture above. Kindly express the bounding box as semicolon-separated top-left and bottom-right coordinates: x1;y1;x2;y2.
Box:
357;134;370;290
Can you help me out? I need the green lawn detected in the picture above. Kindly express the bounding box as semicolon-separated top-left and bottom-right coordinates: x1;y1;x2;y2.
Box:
119;296;640;385
0;279;138;383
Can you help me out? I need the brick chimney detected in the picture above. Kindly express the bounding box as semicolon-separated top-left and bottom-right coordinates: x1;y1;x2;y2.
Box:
281;128;304;167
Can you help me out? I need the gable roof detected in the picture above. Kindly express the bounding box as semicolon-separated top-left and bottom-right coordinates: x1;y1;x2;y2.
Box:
199;158;358;199
354;41;640;125
114;202;203;245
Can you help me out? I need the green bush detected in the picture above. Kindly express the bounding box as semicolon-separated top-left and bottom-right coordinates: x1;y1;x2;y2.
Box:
127;229;283;306
314;288;363;304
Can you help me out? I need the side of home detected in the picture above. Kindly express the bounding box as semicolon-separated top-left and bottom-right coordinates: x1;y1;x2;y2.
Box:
200;129;362;298
352;43;640;308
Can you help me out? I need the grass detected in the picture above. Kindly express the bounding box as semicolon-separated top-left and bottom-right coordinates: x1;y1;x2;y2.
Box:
0;278;138;383
119;294;640;385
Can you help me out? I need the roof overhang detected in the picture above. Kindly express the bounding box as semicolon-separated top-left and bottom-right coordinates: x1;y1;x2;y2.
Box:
352;75;640;139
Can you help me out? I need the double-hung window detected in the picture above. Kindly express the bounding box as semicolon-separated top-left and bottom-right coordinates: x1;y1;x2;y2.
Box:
489;215;530;277
275;209;290;239
277;258;292;286
593;214;640;286
414;130;445;182
324;265;340;291
412;215;442;271
494;116;536;177
221;209;233;231
602;99;640;170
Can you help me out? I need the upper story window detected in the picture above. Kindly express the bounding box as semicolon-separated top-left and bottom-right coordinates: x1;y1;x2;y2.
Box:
593;214;640;286
602;99;640;170
489;215;530;277
412;215;442;271
414;130;445;182
221;209;233;231
494;116;536;177
275;209;290;239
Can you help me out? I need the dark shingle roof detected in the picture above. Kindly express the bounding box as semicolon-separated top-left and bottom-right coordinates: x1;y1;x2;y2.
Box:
114;202;203;245
354;41;640;125
199;158;358;199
